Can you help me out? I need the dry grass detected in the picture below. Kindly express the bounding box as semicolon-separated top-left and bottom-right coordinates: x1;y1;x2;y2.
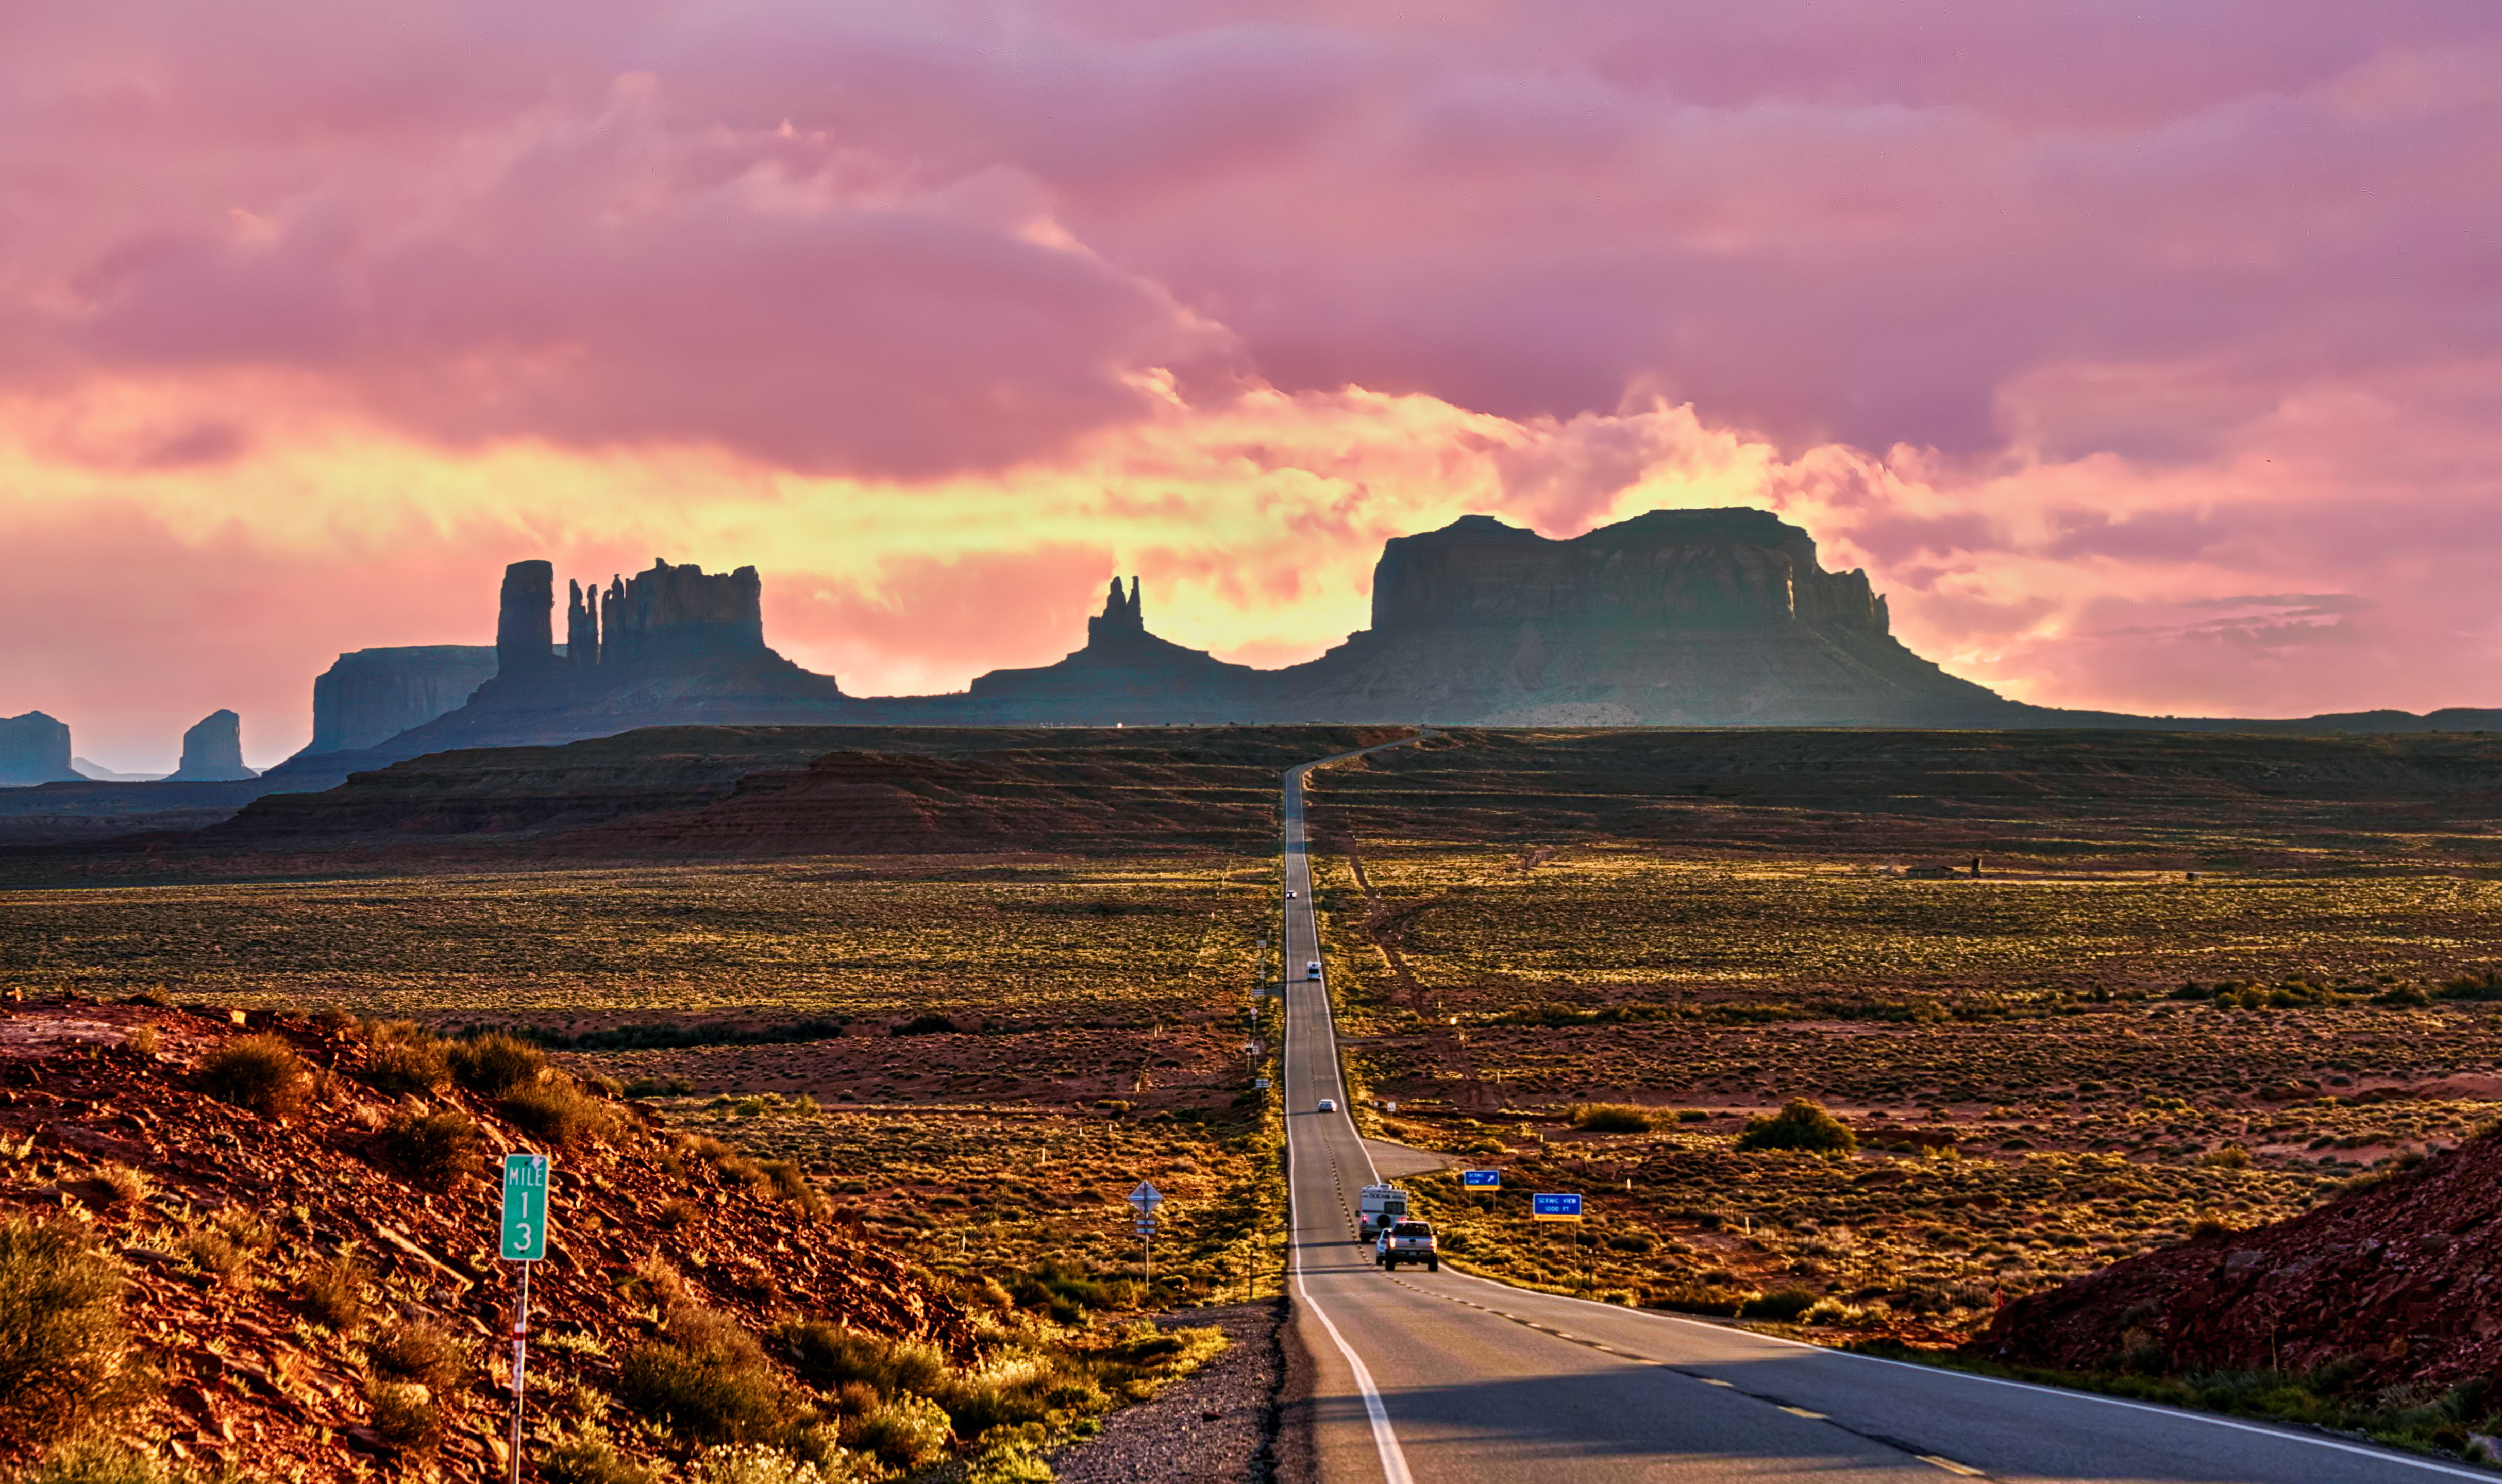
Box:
197;1034;308;1117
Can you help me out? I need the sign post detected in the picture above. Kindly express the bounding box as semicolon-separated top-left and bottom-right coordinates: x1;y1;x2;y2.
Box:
1128;1182;1164;1290
500;1153;551;1484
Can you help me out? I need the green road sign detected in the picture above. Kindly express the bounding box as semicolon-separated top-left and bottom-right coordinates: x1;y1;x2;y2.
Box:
500;1153;550;1261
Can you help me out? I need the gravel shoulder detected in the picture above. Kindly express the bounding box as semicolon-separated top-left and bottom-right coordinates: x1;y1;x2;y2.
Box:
1049;1301;1286;1484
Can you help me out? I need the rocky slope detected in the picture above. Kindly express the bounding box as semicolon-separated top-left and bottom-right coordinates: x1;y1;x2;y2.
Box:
0;999;965;1478
1976;1127;2502;1391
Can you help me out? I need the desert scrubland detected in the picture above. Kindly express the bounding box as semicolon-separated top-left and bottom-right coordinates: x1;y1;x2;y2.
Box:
10;724;2502;1470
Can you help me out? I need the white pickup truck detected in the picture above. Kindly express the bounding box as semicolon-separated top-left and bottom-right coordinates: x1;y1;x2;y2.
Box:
1375;1219;1439;1272
1356;1182;1410;1239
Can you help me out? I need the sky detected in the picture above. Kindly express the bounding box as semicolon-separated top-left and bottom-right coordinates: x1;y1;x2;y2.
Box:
5;2;2500;770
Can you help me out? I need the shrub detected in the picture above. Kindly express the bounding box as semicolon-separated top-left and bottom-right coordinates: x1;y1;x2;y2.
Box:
448;1033;548;1097
1735;1099;1857;1155
623;1075;693;1099
367;1377;443;1452
88;1163;151;1207
1565;1102;1654;1133
2202;1144;2254;1170
18;1436;176;1484
1003;1260;1122;1325
843;1392;951;1473
1736;1287;1820;1321
684;1445;833;1484
776;1320;948;1399
619;1306;803;1445
756;1161;826;1219
297;1250;371;1331
368;1319;472;1395
123;1026;160;1058
893;1014;958;1036
503;1078;616;1149
362;1024;451;1095
383;1110;485;1191
198;1034;308;1117
544;1425;665;1484
181;1209;275;1284
0;1215;142;1436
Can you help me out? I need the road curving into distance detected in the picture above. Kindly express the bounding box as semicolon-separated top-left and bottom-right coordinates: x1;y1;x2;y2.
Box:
1277;741;2482;1484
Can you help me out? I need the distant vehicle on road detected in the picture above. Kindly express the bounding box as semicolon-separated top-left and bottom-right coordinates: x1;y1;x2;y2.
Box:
1306;960;1322;979
1317;1098;1337;1112
1376;1219;1438;1272
1357;1183;1411;1238
1285;889;1296;898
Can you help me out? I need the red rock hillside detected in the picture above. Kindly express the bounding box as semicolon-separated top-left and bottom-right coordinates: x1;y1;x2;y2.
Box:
1976;1127;2502;1388
0;999;966;1477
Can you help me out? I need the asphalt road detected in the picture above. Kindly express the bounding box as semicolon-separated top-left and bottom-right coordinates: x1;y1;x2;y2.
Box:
1277;748;2483;1484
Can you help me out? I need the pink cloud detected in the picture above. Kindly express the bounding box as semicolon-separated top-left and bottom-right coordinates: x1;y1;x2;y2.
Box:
1;1;2499;740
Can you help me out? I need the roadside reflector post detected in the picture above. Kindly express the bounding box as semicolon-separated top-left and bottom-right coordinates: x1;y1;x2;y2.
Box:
500;1152;551;1484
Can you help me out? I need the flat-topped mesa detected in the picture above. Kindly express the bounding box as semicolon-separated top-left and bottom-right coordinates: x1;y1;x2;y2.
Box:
1369;509;1889;637
0;711;77;786
597;560;767;670
1277;507;2005;725
307;646;498;754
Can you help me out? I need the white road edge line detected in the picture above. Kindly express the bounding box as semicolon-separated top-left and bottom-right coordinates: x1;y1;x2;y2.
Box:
1434;1270;2501;1481
1294;1241;1417;1484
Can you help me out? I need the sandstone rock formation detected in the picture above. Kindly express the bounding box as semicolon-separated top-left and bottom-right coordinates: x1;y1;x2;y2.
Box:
1267;509;2011;724
261;509;2498;771
600;559;768;668
165;709;257;781
265;559;847;773
494;558;557;678
0;711;78;786
305;645;497;754
938;576;1266;722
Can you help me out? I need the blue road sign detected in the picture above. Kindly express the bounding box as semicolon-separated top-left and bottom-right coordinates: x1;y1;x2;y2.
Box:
1531;1191;1583;1222
1460;1169;1501;1188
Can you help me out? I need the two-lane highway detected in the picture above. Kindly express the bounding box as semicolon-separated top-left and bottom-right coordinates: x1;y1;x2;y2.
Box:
1277;747;2482;1484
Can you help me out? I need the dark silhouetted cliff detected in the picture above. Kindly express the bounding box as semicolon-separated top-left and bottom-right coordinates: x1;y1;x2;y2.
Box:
0;711;78;786
307;646;497;754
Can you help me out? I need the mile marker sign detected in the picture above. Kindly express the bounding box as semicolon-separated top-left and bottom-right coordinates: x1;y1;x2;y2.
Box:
501;1154;551;1261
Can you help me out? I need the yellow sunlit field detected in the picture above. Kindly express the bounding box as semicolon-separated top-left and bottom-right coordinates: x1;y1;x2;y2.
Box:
0;856;1274;1022
1304;836;2502;1339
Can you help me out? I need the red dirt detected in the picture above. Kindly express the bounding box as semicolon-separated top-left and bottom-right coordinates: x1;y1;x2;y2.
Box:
1976;1128;2502;1389
0;1000;966;1477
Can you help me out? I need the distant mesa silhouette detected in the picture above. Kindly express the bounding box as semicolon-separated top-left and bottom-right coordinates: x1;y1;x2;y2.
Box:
165;709;258;782
0;711;80;786
247;507;2502;783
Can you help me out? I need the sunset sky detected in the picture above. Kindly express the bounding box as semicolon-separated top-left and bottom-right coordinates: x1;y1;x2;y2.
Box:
6;2;2500;770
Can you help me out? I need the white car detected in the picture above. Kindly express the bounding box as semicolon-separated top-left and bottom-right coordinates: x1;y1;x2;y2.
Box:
1306;961;1322;979
1317;1098;1337;1112
1285;889;1296;899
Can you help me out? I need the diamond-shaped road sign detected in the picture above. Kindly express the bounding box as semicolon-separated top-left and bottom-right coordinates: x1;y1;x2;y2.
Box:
1128;1181;1163;1215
